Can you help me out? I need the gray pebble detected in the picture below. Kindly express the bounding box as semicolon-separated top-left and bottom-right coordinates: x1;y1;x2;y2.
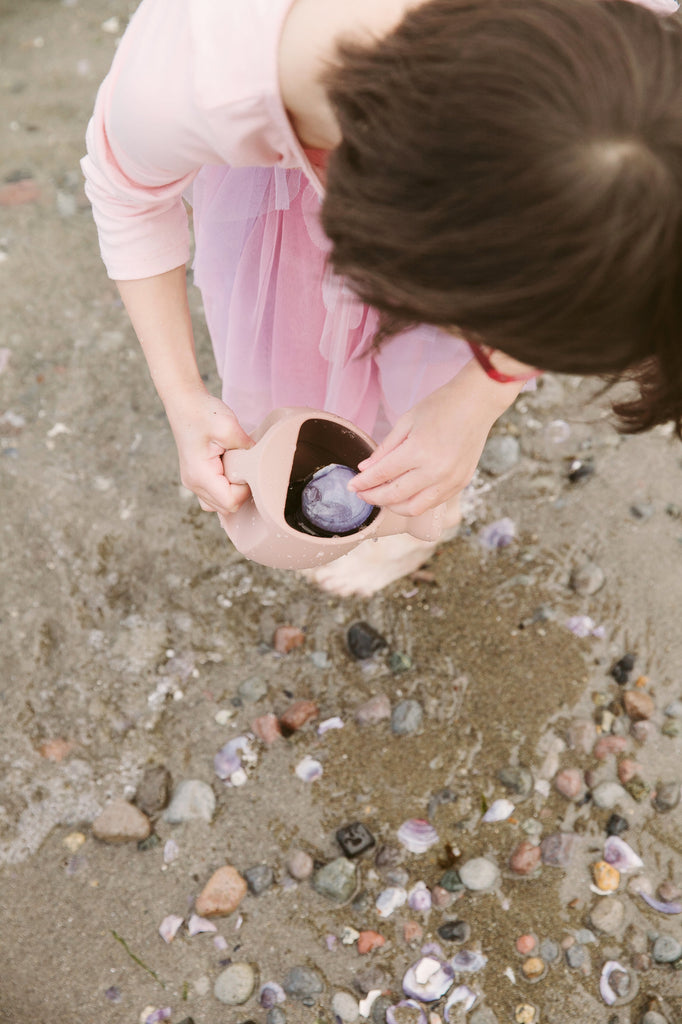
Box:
312;857;357;902
653;781;681;813
134;765;171;816
331;991;359;1023
664;699;682;718
539;939;560;963
565;944;587;969
238;675;268;703
498;765;534;800
283;965;324;1000
371;995;395;1024
479;435;520;476
267;1009;287;1024
591;781;628;809
162;779;215;824
244;863;274;895
630;502;654;520
459;857;499;891
214;963;256;1005
641;1013;668;1024
391;699;423;736
469;1008;500;1024
589;898;625;936
652;934;682;963
569;560;605;596
575;928;597;945
352;967;392;997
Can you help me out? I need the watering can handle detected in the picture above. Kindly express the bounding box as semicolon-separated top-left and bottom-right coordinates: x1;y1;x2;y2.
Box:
222;447;254;486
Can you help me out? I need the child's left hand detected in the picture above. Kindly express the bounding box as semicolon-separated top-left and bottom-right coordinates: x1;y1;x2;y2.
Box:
348;359;524;516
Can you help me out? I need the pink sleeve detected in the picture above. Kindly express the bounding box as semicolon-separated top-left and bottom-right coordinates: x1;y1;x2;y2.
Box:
81;0;295;280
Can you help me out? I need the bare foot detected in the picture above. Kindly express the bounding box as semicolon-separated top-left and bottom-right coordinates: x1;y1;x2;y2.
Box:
302;497;461;597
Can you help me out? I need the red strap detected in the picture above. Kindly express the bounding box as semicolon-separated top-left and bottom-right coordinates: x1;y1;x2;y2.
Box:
468;341;541;383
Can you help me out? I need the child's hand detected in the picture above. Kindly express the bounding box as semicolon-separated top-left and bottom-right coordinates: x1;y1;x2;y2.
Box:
348;360;524;516
165;387;254;516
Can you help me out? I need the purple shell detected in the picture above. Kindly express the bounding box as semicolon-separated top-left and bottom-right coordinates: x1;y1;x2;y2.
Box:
640;891;682;914
386;1000;427;1024
407;881;432;912
301;464;373;533
479;517;516;550
397;818;439;854
214;736;250;780
603;835;643;873
402;956;454;1001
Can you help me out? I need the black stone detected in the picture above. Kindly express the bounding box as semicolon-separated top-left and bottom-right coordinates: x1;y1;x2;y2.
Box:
437;919;470;943
336;822;376;858
606;813;630;837
347;621;388;660
610;653;636;685
567;459;595;484
439;869;465;892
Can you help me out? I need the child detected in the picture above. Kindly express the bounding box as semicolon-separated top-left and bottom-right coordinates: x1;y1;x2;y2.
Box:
82;0;682;595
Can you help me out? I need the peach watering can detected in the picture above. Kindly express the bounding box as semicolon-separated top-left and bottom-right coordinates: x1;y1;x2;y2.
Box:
221;407;444;570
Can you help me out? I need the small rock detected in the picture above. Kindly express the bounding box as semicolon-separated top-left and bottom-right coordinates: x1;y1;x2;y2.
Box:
623;690;655;721
283;966;324;1000
332;992;359;1023
567;458;594;483
347;622;388;660
641;1013;669;1024
459;857;499;891
195;865;247;917
390;699;423;736
567;718;598;753
657;880;682;902
593;860;620;892
610;653;636;684
652;935;682;963
244;864;274;895
371;996;395;1024
287;850;314;880
336;822;376;858
312;858;357;902
570;561;605;596
279;699;318;733
163;779;216;824
554;768;584;800
352;966;392;996
509;840;542;876
625;776;650;802
664;699;682;718
630;501;654;520
591;781;628;809
606;813;630;836
251;713;282;744
357;931;386;954
565;944;587;969
403;920;423;943
437;920;470;943
630;720;652;743
355;694;391;725
469;1009;499;1024
238;676;268;702
0;178;41;206
431;885;454;908
539;939;560;963
498;765;534;800
661;719;681;738
540;832;578;868
389;651;412;675
479;434;521;476
516;934;537;956
214;963;256;1005
375;844;403;869
38;738;74;762
589;897;625;935
593;736;628;760
652;780;681;813
618;759;641;785
267;1009;287;1024
521;957;546;981
92;799;151;843
135;765;171;816
273;625;305;653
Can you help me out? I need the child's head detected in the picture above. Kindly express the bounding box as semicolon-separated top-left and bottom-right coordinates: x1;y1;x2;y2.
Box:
322;0;682;434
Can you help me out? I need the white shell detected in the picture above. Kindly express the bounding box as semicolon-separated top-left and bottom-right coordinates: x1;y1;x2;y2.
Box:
188;914;217;936
158;914;183;943
402;956;454;1001
397;818;439;854
599;960;638;1006
376;886;408;917
408;881;432;912
450;951;488;973
295;756;323;782
318;716;344;735
482;798;515;823
443;985;477;1016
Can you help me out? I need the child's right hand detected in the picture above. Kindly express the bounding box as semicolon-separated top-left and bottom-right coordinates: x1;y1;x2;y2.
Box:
165;387;254;517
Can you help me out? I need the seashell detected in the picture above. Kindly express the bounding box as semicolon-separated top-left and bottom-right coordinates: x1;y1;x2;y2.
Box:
317;716;344;735
158;914;183;943
479;517;516;550
599;960;639;1006
482;798;515;823
301;464;373;534
443;985;477;1017
408;881;433;913
259;982;286;1008
640;891;682;914
603;835;644;873
376;885;408;917
359;990;383;1018
214;735;254;783
163;839;179;864
386;999;428;1024
397;818;439;854
214;934;228;951
402;956;454;1001
144;1010;172;1024
295;755;323;782
566;615;599;638
187;913;217;936
450;950;488;973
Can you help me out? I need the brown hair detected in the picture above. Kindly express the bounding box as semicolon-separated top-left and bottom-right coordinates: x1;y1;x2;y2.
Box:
322;0;682;435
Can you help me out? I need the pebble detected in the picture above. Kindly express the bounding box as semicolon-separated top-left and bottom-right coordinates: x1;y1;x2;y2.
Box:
244;864;274;895
593;860;620;892
195;865;247;917
332;992;359;1022
625;776;650;802
391;700;423;736
516;934;537;956
509;840;542;876
134;765;171;816
623;690;655;721
498;765;534;800
641;1013;668;1024
664;699;682;718
459;857;499;891
273;625;305;653
287;850;314;880
92;799;151;843
618;759;641;785
312;858;357;902
336;822;376;858
606;813;630;836
267;1009;287;1024
565;944;587;969
357;931;386;954
652;935;682;963
283;966;324;1000
371;996;395;1024
610;653;636;684
163;780;216;824
355;694;391;725
591;781;628;809
251;713;282;745
479;434;521;476
569;560;605;596
431;885;453;909
403;921;423;943
213;962;256;1005
539;939;560;963
630;720;652;743
353;966;392;996
593;735;628;760
589;897;625;935
514;1004;538;1024
652;780;681;812
238;676;268;702
521;957;546;981
657;880;682;902
437;920;470;943
554;768;583;800
469;1008;499;1024
279;699;318;733
540;832;578;867
347;622;388;660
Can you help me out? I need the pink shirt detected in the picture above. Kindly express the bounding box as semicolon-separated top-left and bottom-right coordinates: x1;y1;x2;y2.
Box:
82;0;321;280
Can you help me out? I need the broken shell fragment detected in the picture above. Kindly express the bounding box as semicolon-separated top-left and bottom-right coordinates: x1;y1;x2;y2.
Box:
295;755;323;782
482;798;515;823
402;956;454;1001
158;914;183;943
407;881;433;912
386;999;428;1024
599;960;639;1006
187;913;217;936
376;886;408;917
603;835;644;873
397;819;439;854
450;950;488;973
301;464;373;534
443;985;477;1017
259;982;286;1008
640;891;682;914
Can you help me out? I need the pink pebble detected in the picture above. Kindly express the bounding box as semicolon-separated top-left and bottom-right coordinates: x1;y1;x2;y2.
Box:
593;735;627;760
617;758;641;784
516;934;538;956
554;768;583;800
